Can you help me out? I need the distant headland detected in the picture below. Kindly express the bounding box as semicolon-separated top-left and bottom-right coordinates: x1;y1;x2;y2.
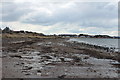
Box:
0;27;119;39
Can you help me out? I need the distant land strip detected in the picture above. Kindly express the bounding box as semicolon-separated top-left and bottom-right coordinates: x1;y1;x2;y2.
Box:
0;27;120;39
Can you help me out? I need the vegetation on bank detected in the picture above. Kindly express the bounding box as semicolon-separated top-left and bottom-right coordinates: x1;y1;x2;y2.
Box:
1;27;119;38
1;27;59;38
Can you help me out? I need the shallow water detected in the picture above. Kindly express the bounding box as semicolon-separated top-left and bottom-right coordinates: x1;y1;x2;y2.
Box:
69;38;119;52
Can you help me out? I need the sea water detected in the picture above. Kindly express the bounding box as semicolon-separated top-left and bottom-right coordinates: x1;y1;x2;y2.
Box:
69;38;120;52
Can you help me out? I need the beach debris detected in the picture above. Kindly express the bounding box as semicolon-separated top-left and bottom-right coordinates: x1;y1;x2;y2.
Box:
37;70;42;75
60;57;73;62
84;56;89;59
37;73;41;76
41;55;53;59
23;66;33;70
22;56;33;59
23;52;27;54
9;54;22;58
15;62;20;65
44;61;53;65
58;75;66;78
24;73;31;75
60;57;65;62
37;70;41;73
72;56;82;62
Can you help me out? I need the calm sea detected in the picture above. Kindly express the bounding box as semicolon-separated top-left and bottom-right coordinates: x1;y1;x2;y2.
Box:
69;38;119;52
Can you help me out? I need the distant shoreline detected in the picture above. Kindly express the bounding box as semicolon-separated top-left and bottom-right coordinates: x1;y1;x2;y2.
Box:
64;37;119;39
1;27;120;39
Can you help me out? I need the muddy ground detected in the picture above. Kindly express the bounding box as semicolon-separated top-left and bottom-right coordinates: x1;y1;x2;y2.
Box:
1;37;120;78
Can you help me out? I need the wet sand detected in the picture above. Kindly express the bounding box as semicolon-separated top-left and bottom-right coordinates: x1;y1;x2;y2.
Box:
2;37;120;78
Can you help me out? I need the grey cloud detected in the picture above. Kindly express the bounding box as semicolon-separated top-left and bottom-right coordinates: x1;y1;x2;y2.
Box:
21;2;117;28
1;2;118;36
1;2;32;22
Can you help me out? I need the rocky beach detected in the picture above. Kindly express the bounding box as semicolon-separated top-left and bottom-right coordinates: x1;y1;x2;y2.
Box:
1;1;119;79
1;36;120;78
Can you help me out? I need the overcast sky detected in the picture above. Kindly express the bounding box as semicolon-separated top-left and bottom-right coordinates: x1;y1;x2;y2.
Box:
0;0;118;36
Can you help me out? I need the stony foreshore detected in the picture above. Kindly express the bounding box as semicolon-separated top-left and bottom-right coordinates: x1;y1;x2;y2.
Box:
2;37;120;78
